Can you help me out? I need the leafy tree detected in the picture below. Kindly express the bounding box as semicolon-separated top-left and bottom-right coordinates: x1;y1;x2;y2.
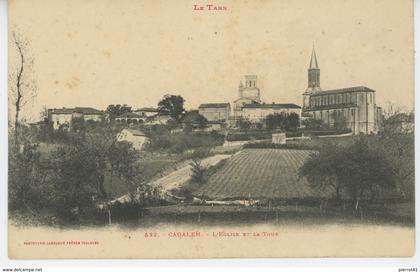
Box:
157;95;185;122
70;117;86;133
299;143;343;200
190;158;206;183
105;104;132;121
107;141;142;197
300;137;396;209
181;110;208;130
8;141;45;212
265;112;299;131
48;145;104;218
284;112;300;131
265;113;285;130
236;117;252;130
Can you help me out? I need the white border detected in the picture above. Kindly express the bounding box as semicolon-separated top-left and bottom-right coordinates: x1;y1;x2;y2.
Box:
0;0;419;270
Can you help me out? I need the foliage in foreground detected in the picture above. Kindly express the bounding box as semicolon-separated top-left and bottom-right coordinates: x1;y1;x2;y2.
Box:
8;129;143;223
299;134;413;207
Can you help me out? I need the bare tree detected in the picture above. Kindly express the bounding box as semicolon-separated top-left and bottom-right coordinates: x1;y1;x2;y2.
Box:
9;30;37;147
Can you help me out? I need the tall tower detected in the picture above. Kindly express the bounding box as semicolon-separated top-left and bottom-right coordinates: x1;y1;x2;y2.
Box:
303;46;321;110
241;75;261;103
307;46;321;92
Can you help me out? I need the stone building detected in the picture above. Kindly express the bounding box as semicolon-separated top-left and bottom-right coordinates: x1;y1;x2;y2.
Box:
48;107;104;130
301;48;382;134
198;103;231;122
133;107;159;118
117;128;149;150
240;103;301;122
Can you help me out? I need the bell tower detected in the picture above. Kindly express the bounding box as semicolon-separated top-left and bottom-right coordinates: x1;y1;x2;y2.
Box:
307;46;321;92
303;46;321;109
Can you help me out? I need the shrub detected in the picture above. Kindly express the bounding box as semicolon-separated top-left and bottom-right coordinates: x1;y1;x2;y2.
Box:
226;131;272;141
190;159;206;183
146;132;224;154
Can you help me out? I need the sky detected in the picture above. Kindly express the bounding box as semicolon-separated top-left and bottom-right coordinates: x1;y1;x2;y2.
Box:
8;0;414;121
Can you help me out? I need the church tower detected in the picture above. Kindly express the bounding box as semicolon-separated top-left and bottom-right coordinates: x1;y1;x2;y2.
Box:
307;47;321;92
303;46;321;109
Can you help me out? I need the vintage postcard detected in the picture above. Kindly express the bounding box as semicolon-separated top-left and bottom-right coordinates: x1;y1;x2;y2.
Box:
7;0;414;259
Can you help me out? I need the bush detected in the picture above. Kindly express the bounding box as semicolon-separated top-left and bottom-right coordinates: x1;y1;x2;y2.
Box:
146;132;224;154
226;131;272;141
285;131;303;138
109;201;148;221
190;159;206;183
308;129;352;136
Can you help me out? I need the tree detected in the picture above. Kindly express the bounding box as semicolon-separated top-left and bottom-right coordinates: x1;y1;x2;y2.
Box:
265;112;299;131
8;140;44;212
265;113;285;130
284;112;300;131
105;104;132;121
299;143;344;201
181;110;208;130
236;117;252;130
107;141;142;197
300;137;396;210
190;158;206;183
9;30;37;148
302;118;322;130
157;95;185;122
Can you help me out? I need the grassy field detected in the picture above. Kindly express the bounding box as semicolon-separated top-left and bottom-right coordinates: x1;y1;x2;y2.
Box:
193;149;334;200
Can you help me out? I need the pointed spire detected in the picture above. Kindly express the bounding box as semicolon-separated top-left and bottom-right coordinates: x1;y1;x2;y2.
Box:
309;44;319;69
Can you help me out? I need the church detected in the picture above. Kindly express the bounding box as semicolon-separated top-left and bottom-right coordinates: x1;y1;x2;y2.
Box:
301;48;383;134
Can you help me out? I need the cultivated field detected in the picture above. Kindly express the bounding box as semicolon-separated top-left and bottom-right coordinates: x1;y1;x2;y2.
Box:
193;149;334;200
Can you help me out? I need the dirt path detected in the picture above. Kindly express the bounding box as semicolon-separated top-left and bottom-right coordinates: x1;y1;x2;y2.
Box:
149;154;232;191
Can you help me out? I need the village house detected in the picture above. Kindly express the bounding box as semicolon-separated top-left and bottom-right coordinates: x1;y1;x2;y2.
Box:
301;48;383;134
48;107;104;130
146;114;172;125
198;103;231;122
117;128;150;150
240;103;301;122
133;107;159;118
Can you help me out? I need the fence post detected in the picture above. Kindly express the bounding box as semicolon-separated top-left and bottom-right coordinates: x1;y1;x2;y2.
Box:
108;208;112;225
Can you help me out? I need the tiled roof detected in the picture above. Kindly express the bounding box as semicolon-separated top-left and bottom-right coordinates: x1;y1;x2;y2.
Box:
135;107;158;112
50;107;104;114
124;128;147;137
243;103;301;109
310;86;375;96
199;103;230;109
